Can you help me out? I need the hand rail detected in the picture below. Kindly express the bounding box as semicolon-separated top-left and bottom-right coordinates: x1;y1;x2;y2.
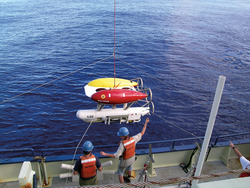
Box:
40;137;204;157
214;132;250;146
41;147;77;158
136;137;204;150
41;144;121;157
2;133;250;160
0;148;35;157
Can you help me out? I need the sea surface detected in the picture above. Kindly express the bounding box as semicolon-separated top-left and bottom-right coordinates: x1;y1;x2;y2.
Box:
1;0;250;157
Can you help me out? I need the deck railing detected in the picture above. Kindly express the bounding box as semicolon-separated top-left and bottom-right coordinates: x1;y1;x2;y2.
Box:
40;137;205;158
1;132;250;163
214;132;250;146
0;148;35;157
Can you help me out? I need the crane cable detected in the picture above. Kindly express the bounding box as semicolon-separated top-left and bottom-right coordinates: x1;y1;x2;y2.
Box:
113;0;116;88
121;58;240;169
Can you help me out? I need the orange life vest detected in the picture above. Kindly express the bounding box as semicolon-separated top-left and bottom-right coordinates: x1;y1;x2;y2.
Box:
80;154;97;178
121;137;135;160
239;172;250;177
239;165;250;178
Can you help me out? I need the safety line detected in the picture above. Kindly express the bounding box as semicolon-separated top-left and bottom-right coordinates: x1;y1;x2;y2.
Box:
133;98;204;141
153;113;204;143
126;59;240;169
116;57;212;109
117;56;241;137
64;120;93;187
117;57;231;141
0;55;113;105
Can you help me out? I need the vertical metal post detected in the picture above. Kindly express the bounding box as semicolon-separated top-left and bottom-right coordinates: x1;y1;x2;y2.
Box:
37;162;43;187
43;162;48;185
172;141;176;150
148;144;156;177
149;144;152;156
191;76;226;188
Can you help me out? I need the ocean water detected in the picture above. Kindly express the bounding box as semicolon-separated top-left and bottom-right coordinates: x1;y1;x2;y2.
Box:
1;0;250;157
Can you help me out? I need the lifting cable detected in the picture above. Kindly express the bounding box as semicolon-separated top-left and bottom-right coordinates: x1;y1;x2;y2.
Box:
116;56;212;109
153;112;203;142
113;0;116;87
123;58;240;169
118;57;242;141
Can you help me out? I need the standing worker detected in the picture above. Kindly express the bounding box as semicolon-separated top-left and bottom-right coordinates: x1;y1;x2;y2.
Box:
100;117;149;183
73;141;102;185
229;141;250;177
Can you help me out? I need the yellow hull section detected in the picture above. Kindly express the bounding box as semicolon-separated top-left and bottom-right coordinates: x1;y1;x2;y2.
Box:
84;78;138;97
87;78;138;88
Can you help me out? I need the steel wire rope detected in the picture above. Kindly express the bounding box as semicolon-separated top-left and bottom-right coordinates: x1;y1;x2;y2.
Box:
135;100;237;182
153;113;204;142
0;55;113;105
132;100;204;142
117;57;245;136
64;120;93;187
113;0;116;87
116;57;212;109
133;99;206;162
118;58;241;169
116;57;243;139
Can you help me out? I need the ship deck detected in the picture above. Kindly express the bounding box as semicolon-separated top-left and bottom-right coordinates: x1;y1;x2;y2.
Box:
0;159;242;188
1;141;250;188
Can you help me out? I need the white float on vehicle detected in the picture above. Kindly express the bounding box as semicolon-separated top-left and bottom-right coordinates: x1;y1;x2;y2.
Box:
77;106;150;125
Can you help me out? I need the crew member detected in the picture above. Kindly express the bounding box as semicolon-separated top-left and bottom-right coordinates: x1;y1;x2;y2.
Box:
229;141;250;177
100;117;149;183
73;141;102;185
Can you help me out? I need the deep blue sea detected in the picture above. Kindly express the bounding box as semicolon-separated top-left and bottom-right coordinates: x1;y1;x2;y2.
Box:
1;0;250;157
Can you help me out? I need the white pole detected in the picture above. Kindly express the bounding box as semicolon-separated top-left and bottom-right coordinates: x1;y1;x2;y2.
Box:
191;75;226;188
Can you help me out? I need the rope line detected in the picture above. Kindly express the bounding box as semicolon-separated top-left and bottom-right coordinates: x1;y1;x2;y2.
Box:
119;58;242;170
153;112;204;143
116;57;211;109
64;121;93;187
117;57;246;143
60;168;250;188
0;55;113;105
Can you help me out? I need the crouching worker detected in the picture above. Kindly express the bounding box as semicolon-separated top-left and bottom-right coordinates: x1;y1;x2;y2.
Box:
73;141;102;186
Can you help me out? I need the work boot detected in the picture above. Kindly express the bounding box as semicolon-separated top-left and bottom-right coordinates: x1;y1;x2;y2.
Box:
123;176;131;183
